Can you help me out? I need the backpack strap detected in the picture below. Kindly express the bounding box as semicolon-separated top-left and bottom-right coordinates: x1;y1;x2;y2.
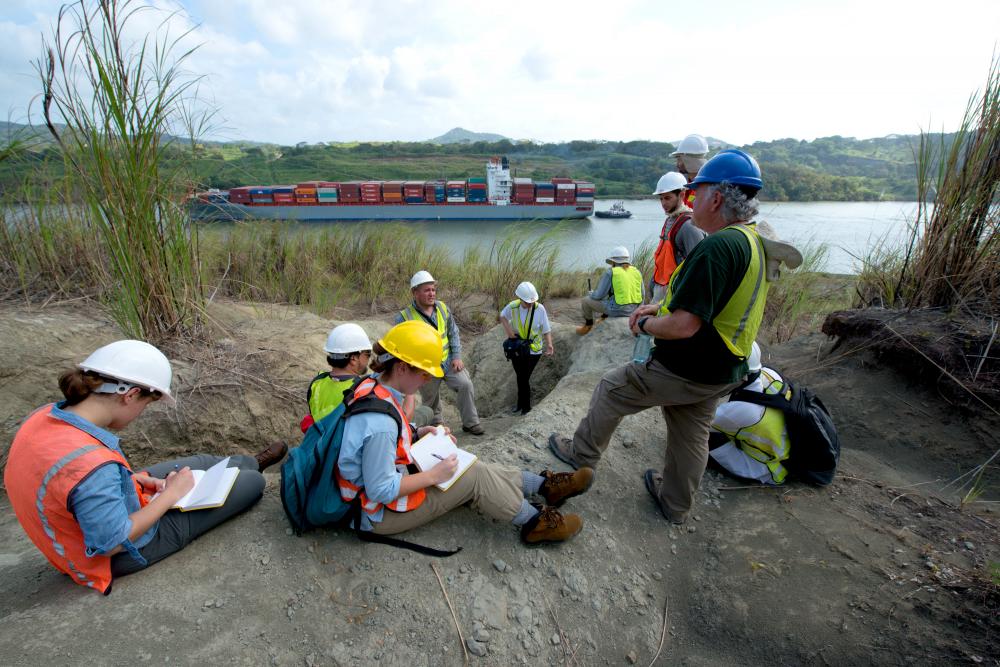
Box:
305;371;331;403
348;497;462;557
667;213;691;246
730;388;790;411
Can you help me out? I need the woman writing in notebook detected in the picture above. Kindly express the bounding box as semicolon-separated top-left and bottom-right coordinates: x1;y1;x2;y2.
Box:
335;320;590;545
4;340;287;594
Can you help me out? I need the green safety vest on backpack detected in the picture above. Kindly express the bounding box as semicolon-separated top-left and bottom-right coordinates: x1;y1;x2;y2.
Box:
307;373;355;423
659;224;767;359
400;302;450;364
714;369;790;484
507;301;542;353
610;266;643;306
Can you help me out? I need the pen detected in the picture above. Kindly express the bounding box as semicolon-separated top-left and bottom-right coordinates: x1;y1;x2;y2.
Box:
432;454;445;461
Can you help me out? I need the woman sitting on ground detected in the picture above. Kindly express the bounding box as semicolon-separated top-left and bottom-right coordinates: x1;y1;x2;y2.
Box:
4;340;287;594
500;281;554;415
335;320;590;545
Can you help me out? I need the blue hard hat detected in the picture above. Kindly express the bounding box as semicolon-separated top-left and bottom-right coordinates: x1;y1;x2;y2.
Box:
685;149;763;191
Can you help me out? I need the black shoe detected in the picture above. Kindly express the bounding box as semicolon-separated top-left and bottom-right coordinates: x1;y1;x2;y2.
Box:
643;469;685;524
462;423;485;436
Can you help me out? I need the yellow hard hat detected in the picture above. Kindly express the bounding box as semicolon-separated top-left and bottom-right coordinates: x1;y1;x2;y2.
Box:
378;320;444;378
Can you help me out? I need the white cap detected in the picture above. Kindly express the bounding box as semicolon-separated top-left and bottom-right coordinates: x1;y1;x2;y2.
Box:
78;339;175;406
670;134;709;157
606;245;631;265
410;270;436;289
514;281;539;303
324;323;372;356
652;171;688;195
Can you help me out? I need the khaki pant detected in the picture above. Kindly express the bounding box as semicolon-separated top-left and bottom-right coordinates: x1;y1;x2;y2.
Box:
572;359;741;522
372;463;522;535
420;367;480;428
581;296;608;321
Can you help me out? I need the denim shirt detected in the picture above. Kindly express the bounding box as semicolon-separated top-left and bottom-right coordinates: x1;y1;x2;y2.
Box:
336;382;410;531
55;402;156;566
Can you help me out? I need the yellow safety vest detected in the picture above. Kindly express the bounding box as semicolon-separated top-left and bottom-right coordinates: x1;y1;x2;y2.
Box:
506;301;542;353
400;301;450;364
610;266;643;306
658;223;767;359
307;373;356;423
714;369;790;484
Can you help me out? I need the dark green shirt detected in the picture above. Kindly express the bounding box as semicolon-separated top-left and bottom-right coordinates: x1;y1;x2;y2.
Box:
651;225;753;384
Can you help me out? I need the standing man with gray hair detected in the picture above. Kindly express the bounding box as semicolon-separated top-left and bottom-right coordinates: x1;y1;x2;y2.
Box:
548;149;801;525
397;270;484;435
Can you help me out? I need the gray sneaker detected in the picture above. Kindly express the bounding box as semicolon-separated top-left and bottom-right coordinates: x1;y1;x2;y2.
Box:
643;469;685;525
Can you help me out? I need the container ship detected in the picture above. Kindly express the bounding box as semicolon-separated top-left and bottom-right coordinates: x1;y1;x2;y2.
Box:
189;157;594;222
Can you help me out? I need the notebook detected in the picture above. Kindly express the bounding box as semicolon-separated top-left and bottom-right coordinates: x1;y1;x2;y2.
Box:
154;456;240;511
409;428;478;492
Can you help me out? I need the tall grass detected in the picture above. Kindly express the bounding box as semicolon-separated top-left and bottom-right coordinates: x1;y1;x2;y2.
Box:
474;223;562;313
36;0;205;341
857;55;999;315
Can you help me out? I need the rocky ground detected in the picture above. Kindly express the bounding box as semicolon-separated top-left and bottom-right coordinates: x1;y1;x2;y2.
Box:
0;300;997;666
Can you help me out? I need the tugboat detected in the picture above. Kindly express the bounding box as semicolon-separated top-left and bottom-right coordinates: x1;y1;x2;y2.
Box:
594;201;632;219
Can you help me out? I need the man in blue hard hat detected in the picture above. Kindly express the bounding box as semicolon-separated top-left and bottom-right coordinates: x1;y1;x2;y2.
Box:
547;149;801;525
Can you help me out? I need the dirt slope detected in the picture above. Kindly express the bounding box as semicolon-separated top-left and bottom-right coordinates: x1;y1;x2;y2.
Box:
0;302;996;666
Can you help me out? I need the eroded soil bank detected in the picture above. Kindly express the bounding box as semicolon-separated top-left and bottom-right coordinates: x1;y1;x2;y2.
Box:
0;301;996;666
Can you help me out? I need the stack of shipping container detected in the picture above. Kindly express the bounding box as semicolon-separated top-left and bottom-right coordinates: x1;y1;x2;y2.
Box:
272;186;294;205
339;182;361;203
382;181;404;204
446;181;466;203
574;181;595;205
250;187;273;204
535;182;555;204
467;177;487;203
424;181;446;203
553;178;576;205
229;187;252;205
360;181;382;204
512;178;535;204
404;181;425;204
317;182;339;203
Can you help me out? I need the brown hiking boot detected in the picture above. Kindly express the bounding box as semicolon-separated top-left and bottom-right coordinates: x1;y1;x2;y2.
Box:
547;433;583;470
575;323;593;336
255;441;288;472
520;506;583;544
539;467;595;507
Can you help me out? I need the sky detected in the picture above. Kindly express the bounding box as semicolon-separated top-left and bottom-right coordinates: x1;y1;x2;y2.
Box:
0;0;998;146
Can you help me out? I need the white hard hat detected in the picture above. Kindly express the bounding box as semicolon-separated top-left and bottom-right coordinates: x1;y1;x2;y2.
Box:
78;339;175;406
652;171;688;195
748;342;762;373
410;270;436;289
670;134;709;157
606;245;631;265
514;281;539;303
324;323;372;356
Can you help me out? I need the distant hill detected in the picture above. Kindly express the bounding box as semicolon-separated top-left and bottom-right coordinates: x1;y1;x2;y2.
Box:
429;127;510;144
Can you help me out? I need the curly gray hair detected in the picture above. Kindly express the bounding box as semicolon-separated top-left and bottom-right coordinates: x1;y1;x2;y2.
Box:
708;182;759;223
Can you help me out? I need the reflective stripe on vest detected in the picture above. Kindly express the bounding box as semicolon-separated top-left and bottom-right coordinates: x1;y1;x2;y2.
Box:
308;374;356;423
4;405;134;593
610;266;643;306
400;302;450;364
507;300;542;353
335;377;426;514
658;224;767;359
715;370;790;484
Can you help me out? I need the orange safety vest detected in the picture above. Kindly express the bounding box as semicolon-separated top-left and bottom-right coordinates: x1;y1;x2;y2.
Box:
653;212;692;285
335;377;426;515
683;189;695;208
4;404;149;594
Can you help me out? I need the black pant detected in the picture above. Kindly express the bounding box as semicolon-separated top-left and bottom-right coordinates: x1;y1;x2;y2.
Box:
511;353;541;413
110;454;264;577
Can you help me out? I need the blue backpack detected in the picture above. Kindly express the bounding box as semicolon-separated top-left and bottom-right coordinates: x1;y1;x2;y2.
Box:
279;380;460;556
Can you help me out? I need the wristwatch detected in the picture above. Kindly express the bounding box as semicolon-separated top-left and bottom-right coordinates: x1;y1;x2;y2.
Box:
637;316;651;334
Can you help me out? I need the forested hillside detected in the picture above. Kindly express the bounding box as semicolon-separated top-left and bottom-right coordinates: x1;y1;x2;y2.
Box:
0;123;939;201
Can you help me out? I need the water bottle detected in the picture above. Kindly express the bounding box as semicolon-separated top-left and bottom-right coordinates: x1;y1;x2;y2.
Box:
632;333;654;363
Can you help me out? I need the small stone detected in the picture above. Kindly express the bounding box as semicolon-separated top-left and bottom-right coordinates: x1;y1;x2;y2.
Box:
203;600;215;608
964;541;975;551
493;559;508;573
550;633;561;645
473;628;491;643
466;638;488;657
285;528;294;536
652;572;662;581
670;545;678;555
261;555;270;566
460;564;470;574
515;606;533;626
214;599;225;608
693;515;702;522
307;545;315;553
592;599;602;611
687;526;696;533
626;650;638;664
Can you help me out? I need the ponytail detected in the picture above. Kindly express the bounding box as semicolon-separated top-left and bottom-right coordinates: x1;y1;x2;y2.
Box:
58;369;104;406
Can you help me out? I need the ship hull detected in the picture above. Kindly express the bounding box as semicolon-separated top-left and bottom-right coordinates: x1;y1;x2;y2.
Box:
190;202;593;222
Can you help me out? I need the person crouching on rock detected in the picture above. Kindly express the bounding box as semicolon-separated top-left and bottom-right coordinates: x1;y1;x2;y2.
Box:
500;281;554;415
577;246;644;335
300;323;429;432
334;320;590;545
3;340;287;594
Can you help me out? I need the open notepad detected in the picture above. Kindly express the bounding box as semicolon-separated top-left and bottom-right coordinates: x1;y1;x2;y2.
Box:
410;428;478;492
153;456;240;511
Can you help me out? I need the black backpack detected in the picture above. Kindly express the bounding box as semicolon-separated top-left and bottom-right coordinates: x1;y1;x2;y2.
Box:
730;378;840;486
